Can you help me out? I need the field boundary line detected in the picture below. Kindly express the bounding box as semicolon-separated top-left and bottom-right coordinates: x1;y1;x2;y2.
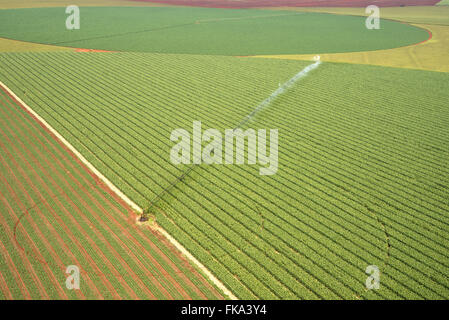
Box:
0;81;237;301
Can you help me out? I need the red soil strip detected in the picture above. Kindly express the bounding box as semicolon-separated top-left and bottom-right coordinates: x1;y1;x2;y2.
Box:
0;85;223;300
131;0;441;9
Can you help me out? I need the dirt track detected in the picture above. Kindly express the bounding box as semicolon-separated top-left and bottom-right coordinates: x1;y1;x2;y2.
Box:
252;22;449;73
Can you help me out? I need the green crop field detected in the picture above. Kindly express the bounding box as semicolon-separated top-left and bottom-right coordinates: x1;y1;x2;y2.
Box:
0;7;429;55
0;51;447;299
